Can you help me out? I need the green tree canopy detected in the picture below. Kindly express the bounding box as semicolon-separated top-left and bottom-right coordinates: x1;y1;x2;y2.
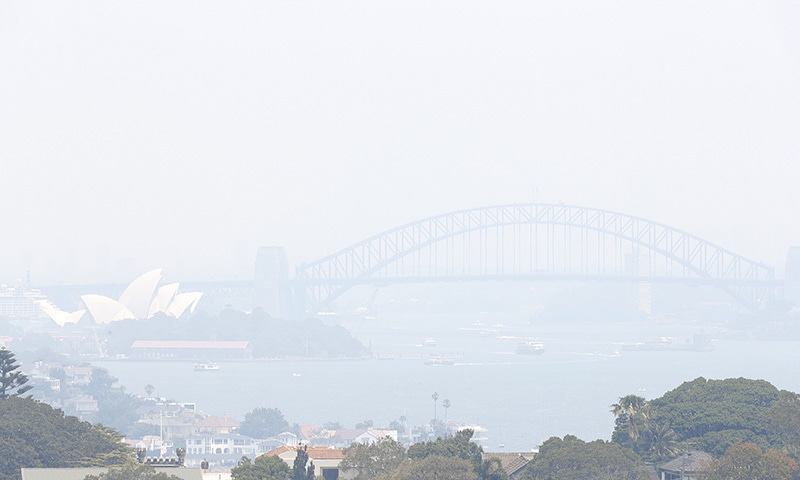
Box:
231;455;291;480
0;397;131;480
705;442;799;480
406;429;506;480
239;407;291;439
292;446;314;480
0;347;32;399
340;437;406;480
384;455;478;480
521;435;649;480
407;429;483;468
83;464;187;480
613;377;792;458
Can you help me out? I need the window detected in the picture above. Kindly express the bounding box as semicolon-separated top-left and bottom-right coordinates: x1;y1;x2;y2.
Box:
321;468;339;480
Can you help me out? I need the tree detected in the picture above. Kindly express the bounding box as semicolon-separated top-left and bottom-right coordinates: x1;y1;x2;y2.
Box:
442;399;451;426
386;455;478;480
521;435;649;480
611;394;649;447
407;429;505;480
340;437;406;480
431;392;439;423
83;464;187;480
85;367;142;435
477;457;507;480
705;442;799;480
638;377;784;456
231;455;291;480
0;347;32;399
766;390;800;457
644;423;679;460
239;407;291;439
292;446;314;480
355;419;373;429
0;397;131;480
408;429;483;469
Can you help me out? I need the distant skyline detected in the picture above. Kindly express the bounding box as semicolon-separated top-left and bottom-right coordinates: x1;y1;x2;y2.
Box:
2;1;798;285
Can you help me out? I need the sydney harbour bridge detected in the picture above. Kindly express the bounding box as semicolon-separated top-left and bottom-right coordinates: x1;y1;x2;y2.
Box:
246;202;780;319
40;203;787;319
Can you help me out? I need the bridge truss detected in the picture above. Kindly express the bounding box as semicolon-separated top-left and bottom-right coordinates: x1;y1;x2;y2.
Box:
294;203;776;312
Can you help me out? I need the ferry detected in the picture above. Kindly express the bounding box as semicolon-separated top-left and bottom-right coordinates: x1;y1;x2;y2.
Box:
194;362;220;371
424;355;455;366
516;340;545;355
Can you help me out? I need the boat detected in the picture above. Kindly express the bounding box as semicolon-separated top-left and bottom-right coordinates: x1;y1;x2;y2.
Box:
424;355;454;366
194;362;220;371
516;340;544;355
423;338;437;347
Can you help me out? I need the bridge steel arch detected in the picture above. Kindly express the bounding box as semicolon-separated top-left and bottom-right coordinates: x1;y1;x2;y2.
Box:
294;203;775;312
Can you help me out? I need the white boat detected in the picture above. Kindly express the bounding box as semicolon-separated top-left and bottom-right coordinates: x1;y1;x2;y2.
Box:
424;355;454;366
516;340;544;355
194;362;220;371
423;338;437;347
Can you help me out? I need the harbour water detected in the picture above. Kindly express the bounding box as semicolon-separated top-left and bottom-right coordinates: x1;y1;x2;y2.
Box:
95;312;800;453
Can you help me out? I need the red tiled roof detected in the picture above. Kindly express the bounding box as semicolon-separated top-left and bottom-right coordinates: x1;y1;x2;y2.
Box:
131;340;250;349
299;425;317;440
263;445;345;460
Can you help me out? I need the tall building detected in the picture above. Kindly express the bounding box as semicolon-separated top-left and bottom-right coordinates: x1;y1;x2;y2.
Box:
785;247;800;306
254;247;292;320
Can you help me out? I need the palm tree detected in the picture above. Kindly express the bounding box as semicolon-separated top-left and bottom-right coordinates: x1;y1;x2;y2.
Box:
611;394;649;442
647;423;680;460
432;392;440;423
442;399;451;426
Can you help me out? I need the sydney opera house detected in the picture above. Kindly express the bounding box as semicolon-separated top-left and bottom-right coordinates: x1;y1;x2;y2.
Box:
43;269;202;326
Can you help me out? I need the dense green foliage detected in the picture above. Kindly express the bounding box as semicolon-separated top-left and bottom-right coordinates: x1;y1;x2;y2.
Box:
705;442;799;480
83;464;188;480
0;397;130;480
85;367;144;433
385;455;479;480
101;309;367;358
292;446;314;480
612;377;799;458
0;347;32;399
407;430;507;480
339;437;406;480
521;435;649;480
28;363;145;436
238;407;291;439
231;455;291;480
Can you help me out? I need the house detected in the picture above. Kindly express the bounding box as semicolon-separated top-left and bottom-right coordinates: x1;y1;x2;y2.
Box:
658;451;712;480
183;432;264;468
62;365;93;386
194;415;240;435
482;452;535;478
158;418;197;440
63;395;98;414
261;445;350;480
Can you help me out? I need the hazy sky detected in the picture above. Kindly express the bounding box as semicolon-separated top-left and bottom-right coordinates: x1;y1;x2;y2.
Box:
2;1;799;285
